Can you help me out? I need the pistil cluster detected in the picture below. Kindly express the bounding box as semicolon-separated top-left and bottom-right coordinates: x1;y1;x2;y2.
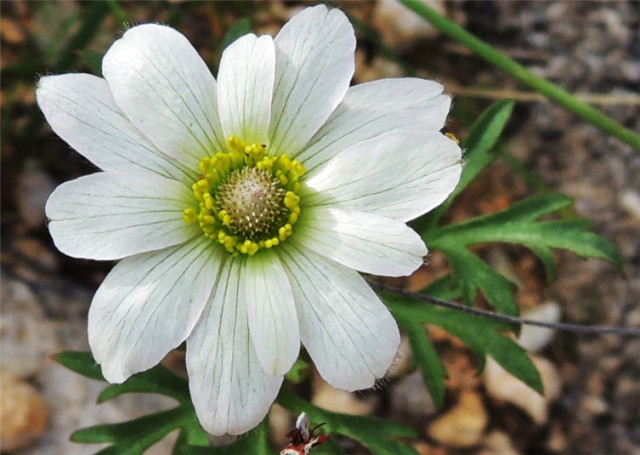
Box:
184;137;305;256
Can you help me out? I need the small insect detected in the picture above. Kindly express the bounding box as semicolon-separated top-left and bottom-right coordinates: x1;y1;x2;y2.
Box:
280;412;329;455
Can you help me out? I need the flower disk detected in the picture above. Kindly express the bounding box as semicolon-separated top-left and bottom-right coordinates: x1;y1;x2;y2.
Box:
184;136;305;256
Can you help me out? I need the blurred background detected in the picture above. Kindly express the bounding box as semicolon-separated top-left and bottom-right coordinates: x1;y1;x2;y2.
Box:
1;1;639;454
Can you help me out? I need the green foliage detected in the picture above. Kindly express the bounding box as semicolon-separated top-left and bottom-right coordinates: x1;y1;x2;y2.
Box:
422;193;621;319
277;390;419;455
428;194;622;281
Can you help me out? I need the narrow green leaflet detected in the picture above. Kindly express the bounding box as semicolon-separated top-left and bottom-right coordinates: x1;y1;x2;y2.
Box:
418;193;622;320
455;99;515;199
277;389;419;455
53;352;270;455
386;295;543;396
428;194;622;280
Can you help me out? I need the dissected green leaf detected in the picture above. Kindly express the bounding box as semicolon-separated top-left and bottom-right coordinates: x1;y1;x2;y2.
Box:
387;295;543;395
456;99;515;196
98;364;189;403
71;408;193;455
278;389;418;455
54;351;105;381
429;194;622;281
416;194;622;322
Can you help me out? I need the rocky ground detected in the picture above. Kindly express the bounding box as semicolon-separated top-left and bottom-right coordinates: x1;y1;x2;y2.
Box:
1;1;639;454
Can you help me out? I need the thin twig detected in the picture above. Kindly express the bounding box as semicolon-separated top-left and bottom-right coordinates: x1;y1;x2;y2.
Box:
370;281;640;337
447;84;640;106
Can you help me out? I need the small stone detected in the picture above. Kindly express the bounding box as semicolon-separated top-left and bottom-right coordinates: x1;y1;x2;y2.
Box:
387;335;412;378
620;190;640;220
390;370;436;418
372;0;445;47
16;160;57;230
517;301;561;352
483;356;561;425
427;390;488;447
311;372;376;416
269;403;292;447
0;17;25;44
579;395;609;416
546;423;568;452
0;274;61;377
412;441;447;455
478;431;519;455
0;371;48;451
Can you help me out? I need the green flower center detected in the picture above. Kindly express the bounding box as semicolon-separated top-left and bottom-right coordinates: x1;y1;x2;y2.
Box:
184;137;304;256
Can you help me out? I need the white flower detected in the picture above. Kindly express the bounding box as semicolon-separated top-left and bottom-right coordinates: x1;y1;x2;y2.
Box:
37;5;461;436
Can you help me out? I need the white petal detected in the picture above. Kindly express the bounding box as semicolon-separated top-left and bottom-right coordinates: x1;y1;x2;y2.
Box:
243;251;299;375
46;172;198;260
36;74;194;182
102;24;225;169
269;5;355;156
280;245;400;390
305;132;462;222
217;34;275;145
299;78;451;172
88;237;224;383
186;259;282;436
296;206;426;277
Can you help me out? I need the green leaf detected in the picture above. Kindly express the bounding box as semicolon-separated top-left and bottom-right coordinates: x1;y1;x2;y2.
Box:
71;408;189;455
457;99;515;196
429;194;623;282
54;351;104;381
98;364;190;403
387;295;543;395
278;389;418;455
444;247;519;316
416;194;622;322
221;17;251;50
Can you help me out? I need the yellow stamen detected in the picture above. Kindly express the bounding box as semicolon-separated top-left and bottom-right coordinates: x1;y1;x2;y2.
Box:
184;136;305;257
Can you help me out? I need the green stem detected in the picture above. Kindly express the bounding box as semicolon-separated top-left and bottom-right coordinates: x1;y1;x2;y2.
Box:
399;0;640;151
